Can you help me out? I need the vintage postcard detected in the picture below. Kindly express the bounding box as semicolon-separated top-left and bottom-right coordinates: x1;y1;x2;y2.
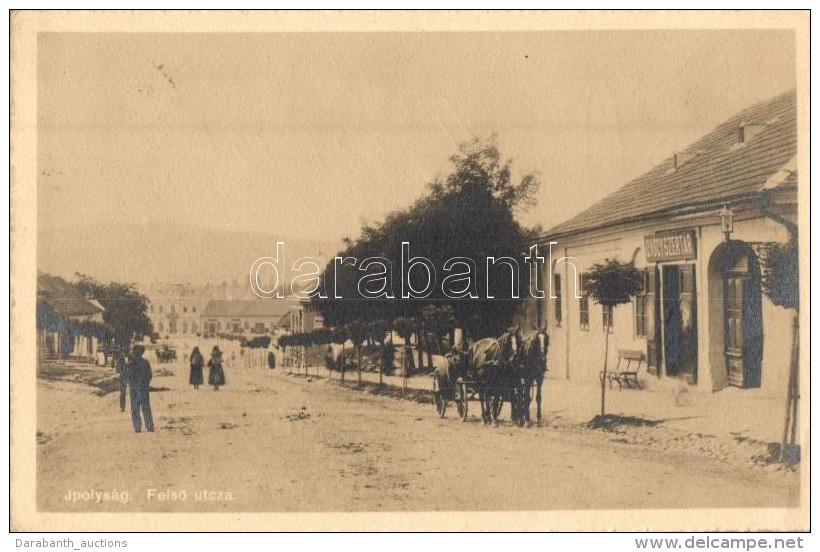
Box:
10;11;810;532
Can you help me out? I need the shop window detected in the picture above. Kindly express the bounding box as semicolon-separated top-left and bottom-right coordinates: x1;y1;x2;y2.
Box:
603;304;614;334
579;273;589;331
634;269;648;338
554;274;562;326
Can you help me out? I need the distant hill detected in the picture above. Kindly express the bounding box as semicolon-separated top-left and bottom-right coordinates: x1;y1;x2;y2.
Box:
38;222;344;287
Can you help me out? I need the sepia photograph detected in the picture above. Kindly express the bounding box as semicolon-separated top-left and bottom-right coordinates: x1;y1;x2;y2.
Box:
9;10;810;533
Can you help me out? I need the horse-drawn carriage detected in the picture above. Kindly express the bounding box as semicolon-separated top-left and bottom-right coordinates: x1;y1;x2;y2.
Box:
432;327;549;425
155;345;177;363
433;371;505;422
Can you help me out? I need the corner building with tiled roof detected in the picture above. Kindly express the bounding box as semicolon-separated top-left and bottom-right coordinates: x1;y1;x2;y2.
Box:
520;90;798;395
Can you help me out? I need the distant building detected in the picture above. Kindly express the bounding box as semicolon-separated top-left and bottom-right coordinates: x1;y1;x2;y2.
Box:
201;299;292;337
142;283;205;337
140;278;323;345
141;280;258;337
522;90;798;396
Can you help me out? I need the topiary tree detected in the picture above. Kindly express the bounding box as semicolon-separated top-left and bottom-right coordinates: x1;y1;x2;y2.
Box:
760;237;799;463
247;335;272;349
422;304;455;369
392;317;413;370
412;318;426;373
309;327;333;377
289;332;301;373
277;333;297;370
392;317;415;392
584;259;642;418
295;331;312;373
311;327;332;347
331;326;348;383
368;319;391;385
346;321;368;387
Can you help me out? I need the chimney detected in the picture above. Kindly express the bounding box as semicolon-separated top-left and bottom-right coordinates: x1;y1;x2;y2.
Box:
738;122;766;143
674;152;696;170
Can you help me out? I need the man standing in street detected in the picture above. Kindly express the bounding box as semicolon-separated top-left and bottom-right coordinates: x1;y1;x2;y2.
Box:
129;344;155;433
115;348;130;413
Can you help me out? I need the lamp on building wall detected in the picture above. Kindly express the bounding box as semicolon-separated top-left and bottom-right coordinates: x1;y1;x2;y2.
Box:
719;205;734;242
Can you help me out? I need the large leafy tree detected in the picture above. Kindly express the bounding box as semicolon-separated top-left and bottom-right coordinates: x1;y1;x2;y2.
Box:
760;237;800;463
760;238;798;311
312;136;540;339
73;273;152;349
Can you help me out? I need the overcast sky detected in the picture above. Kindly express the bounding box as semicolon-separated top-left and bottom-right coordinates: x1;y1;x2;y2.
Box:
38;30;796;247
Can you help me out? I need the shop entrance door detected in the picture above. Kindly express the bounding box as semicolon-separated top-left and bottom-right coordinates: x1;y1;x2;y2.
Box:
723;248;763;388
646;267;661;375
662;265;698;383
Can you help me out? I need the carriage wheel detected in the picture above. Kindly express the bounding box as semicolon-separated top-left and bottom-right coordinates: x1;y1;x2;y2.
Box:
433;376;446;418
456;382;468;421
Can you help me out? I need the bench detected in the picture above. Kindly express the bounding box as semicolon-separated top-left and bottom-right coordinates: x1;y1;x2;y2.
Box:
599;349;644;390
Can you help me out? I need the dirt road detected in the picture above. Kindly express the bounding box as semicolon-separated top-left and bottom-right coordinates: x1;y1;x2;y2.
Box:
36;365;799;513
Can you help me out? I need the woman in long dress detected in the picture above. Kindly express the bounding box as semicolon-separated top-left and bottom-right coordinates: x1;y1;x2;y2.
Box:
207;346;226;391
189;346;204;389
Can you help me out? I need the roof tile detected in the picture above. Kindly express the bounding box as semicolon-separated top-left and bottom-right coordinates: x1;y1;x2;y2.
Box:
545;90;797;238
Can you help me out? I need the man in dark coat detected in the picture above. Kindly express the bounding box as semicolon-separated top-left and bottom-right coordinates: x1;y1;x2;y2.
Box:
128;344;154;432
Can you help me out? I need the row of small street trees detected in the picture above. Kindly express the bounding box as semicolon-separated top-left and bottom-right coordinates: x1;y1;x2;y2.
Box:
277;306;455;388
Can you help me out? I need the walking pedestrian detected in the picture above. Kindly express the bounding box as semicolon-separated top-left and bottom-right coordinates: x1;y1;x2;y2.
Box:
128;344;154;433
115;349;130;413
208;346;226;391
189;346;204;389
